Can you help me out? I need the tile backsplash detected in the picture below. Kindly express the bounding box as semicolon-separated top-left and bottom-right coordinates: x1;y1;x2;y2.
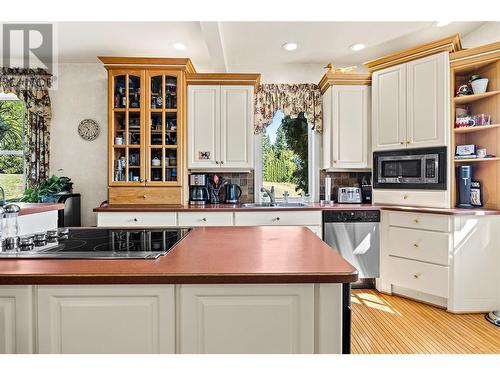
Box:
319;171;372;201
193;171;255;203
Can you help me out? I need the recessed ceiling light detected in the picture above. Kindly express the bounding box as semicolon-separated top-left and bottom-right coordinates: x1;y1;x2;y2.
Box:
282;42;298;51
436;21;452;27
173;42;186;51
350;43;366;52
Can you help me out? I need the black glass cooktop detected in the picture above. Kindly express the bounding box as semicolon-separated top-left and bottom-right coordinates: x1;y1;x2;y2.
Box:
0;228;191;259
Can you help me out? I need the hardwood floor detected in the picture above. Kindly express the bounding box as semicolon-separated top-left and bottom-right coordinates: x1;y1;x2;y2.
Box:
351;289;500;354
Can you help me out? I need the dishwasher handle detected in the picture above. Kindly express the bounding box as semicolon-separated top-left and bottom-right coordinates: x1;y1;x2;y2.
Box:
323;210;380;223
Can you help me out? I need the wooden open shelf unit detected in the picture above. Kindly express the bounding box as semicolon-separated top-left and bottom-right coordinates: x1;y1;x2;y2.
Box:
450;41;500;209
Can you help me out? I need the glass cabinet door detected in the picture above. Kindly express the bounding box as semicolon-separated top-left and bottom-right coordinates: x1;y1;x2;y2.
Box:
110;71;145;185
146;72;180;186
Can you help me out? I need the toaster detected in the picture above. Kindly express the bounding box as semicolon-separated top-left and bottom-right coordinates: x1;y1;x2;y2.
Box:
337;187;362;204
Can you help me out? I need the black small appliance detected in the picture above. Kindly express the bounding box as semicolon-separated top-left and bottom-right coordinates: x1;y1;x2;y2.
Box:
189;174;209;206
456;165;473;208
224;183;242;204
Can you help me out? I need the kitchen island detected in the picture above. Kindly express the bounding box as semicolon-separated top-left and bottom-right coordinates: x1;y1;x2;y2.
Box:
0;226;357;354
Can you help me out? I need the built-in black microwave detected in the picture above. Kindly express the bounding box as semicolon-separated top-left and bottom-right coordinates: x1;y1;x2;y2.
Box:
373;147;447;190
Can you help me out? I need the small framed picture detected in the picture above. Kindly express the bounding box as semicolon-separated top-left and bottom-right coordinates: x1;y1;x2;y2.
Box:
470;180;483;207
456;144;476;156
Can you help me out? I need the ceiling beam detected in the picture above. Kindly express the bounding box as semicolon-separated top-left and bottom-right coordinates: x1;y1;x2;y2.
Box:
199;22;228;72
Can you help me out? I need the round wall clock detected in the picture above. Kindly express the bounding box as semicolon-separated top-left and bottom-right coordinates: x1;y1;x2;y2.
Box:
78;119;100;141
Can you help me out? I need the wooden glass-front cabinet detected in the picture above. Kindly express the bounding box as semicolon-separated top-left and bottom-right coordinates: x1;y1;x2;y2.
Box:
101;57;194;204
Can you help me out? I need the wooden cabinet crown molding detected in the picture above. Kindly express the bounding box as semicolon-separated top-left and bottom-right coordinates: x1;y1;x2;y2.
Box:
449;40;500;70
98;56;196;73
186;73;261;90
363;34;462;73
318;72;371;94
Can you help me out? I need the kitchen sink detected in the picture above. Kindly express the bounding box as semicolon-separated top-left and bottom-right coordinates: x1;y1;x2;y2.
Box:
240;202;310;208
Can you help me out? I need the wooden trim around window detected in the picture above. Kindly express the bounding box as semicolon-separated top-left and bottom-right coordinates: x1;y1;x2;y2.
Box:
363;34;462;72
186;73;261;90
318;72;371;94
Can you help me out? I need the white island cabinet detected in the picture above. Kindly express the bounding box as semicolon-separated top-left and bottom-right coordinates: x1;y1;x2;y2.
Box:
0;283;344;354
37;285;175;354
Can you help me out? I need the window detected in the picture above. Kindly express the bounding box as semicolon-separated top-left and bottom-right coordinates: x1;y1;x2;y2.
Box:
262;110;309;199
0;96;26;201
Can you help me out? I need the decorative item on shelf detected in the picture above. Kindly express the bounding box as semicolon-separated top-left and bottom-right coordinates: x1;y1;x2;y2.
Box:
129;133;140;145
324;63;358;73
469;74;489;95
455;107;468;118
476;148;487;158
78;119;100;141
114;136;123;145
473;113;491;126
455;83;473;97
470;181;483;207
151;157;161;166
455;116;476;128
455;144;477;160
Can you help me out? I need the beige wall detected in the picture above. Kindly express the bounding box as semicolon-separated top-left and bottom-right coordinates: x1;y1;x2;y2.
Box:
461;22;500;48
50;63;108;226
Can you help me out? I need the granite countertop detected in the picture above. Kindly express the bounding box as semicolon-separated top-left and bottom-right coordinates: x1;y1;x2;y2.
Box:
0;226;358;285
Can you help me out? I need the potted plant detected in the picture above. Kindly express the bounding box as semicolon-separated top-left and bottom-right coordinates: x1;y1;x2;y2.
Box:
20;175;74;203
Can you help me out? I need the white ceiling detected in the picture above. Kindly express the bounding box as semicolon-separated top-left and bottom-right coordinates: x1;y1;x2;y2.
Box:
27;21;493;71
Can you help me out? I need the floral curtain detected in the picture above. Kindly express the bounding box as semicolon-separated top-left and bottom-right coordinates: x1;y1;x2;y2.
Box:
255;84;322;134
0;67;52;185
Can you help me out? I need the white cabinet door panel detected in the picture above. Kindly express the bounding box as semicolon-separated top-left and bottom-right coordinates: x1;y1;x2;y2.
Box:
178;212;234;226
372;64;407;151
406;52;448;148
96;212;177;227
188;86;220;168
37;285;175;354
178;284;314;354
331;85;370;169
220;86;254;169
0;286;33;354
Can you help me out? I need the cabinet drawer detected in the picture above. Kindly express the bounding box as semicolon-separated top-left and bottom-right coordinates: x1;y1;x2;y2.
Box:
97;212;177;227
387;227;450;265
386;211;450;232
387;256;448;298
178;212;233;227
373;189;449;208
109;187;182;205
234;211;322;226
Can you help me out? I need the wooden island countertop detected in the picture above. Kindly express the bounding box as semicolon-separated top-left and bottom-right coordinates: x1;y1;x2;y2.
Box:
0;226;358;285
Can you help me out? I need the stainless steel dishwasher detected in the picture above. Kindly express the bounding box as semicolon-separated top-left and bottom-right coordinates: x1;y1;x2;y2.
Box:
323;210;380;288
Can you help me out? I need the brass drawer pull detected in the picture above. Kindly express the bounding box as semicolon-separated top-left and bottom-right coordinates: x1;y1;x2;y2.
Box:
403;194;409;200
413;243;419;248
414;218;420;224
413;273;421;279
142;195;147;199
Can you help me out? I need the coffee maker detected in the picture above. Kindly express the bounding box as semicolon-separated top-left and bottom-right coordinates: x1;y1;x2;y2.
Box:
189;174;209;206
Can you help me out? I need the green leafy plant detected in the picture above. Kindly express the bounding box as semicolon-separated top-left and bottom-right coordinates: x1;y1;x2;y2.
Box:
20;175;74;202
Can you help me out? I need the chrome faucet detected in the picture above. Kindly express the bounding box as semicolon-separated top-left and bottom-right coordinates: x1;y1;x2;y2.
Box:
260;186;276;204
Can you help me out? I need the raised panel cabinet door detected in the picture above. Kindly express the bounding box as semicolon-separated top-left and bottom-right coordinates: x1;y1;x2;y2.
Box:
178;284;315;354
372;64;407;151
37;285;175;354
220;86;254;169
406;52;448;148
0;286;33;354
188;85;220;169
331;85;370;169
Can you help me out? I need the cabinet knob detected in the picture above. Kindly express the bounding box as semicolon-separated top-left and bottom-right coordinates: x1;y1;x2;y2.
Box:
413;243;419;248
413;273;421;279
140;179;144;183
400;141;405;145
220;161;224;165
202;217;207;222
403;195;409;200
333;160;337;164
133;218;138;222
406;140;411;144
215;161;219;165
142;195;147;199
414;218;419;224
273;217;280;221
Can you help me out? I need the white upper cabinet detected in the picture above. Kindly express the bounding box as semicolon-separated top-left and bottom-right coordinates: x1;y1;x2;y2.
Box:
406;52;448;148
372;64;407;151
220;86;254;168
188;85;254;170
323;85;371;170
372;52;449;151
187;86;220;169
